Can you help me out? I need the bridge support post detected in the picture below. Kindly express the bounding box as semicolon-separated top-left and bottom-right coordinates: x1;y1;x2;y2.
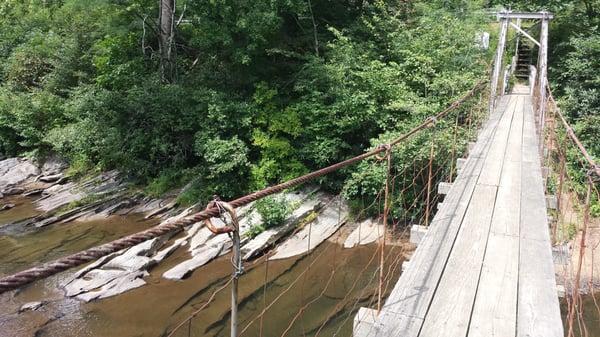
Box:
537;13;550;143
490;11;509;113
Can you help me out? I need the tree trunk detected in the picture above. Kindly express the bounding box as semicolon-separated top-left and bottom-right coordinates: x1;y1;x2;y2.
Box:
159;0;175;82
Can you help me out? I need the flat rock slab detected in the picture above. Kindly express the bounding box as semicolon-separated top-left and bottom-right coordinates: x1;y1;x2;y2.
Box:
64;238;165;300
241;195;323;260
19;301;44;313
163;243;225;280
269;198;348;260
343;219;383;248
36;182;85;212
76;271;148;302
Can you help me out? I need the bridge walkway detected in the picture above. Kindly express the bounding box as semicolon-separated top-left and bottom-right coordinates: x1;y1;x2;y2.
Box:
355;85;564;337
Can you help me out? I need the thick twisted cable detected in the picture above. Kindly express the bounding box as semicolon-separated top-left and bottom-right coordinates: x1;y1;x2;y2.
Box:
0;80;486;294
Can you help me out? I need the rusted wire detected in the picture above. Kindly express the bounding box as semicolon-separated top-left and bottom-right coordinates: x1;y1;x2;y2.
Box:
0;80;486;294
547;88;600;177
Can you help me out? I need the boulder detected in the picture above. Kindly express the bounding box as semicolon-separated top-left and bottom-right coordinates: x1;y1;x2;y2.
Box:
3;187;24;196
0;159;40;188
64;238;166;300
0;203;15;211
36;182;85;212
39;173;63;183
343;219;383;248
0;158;20;176
41;156;67;176
19;301;44;313
163;244;224;280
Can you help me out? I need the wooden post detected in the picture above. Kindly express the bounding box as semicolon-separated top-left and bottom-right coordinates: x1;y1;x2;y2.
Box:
378;150;392;313
538;13;550;142
514;18;522;68
490;13;509;113
529;65;537;95
424;141;435;227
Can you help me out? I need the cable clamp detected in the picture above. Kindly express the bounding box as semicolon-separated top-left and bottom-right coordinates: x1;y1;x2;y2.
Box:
204;197;238;234
428;116;438;127
375;143;392;161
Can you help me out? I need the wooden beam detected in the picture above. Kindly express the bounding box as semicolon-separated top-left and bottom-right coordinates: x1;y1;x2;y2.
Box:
497;11;554;20
490;17;509;113
510;22;541;47
538;18;549;142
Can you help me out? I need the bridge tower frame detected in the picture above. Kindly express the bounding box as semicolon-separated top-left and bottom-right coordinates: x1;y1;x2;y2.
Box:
490;10;553;138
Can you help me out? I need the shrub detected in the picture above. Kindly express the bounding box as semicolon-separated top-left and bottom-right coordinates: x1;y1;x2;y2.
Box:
255;196;291;229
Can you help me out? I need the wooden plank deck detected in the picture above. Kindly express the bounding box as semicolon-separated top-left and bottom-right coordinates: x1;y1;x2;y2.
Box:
354;87;563;337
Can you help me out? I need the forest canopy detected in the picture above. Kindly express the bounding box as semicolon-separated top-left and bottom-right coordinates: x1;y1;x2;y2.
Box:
0;0;597;205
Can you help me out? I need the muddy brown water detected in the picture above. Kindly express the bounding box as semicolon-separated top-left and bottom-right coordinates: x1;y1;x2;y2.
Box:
561;294;600;337
0;198;403;337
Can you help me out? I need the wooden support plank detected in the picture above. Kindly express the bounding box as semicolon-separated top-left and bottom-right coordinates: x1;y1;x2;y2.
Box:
496;11;554;20
470;96;510;159
518;98;563;337
510;21;541;47
469;100;523;336
490;17;509;113
519;237;563;337
438;182;452;195
521;97;539;164
468;233;519;337
478;96;519;186
538;17;550;138
418;184;498;337
504;93;524;163
490;160;521;237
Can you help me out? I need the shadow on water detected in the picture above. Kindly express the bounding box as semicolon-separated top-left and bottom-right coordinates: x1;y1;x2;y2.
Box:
0;197;404;337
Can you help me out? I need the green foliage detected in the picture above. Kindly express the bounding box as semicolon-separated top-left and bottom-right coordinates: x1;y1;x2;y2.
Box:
255;196;291;229
246;224;266;240
0;0;494;207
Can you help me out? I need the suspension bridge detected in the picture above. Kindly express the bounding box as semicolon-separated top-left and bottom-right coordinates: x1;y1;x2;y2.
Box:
0;9;598;337
354;86;563;336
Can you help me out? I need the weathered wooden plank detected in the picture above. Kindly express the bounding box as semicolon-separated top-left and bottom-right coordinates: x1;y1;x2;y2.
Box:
518;97;563;337
468;233;519;337
487;95;523;237
468;94;524;337
418;184;498;337
478;95;519;186
518;238;563;337
521;96;539;164
470;96;510;159
504;94;524;163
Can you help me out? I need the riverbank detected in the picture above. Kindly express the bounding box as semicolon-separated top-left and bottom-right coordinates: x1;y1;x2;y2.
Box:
0;156;413;336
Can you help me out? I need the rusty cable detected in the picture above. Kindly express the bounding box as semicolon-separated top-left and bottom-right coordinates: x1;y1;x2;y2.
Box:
0;80;486;294
547;88;600;177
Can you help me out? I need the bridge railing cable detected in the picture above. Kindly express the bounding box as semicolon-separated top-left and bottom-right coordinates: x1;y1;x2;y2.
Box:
542;85;600;337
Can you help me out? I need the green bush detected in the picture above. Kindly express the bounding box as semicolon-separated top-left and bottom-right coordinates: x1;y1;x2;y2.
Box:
255;196;291;229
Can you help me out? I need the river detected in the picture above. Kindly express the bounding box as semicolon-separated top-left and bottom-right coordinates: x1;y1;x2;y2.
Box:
0;196;402;337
